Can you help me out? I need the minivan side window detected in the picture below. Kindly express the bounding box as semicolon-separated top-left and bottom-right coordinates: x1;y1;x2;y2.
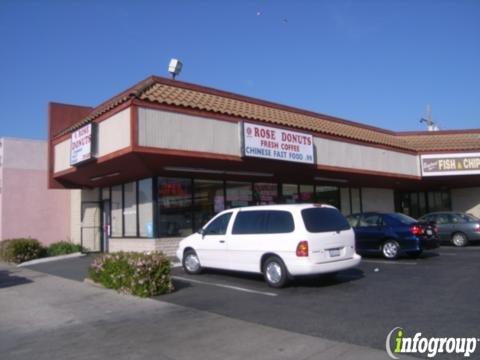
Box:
265;211;295;233
232;211;267;234
302;208;350;233
203;212;232;235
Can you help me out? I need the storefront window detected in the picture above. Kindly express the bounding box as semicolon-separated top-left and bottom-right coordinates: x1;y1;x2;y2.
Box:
395;190;451;218
428;191;451;213
350;188;362;213
111;185;123;237
123;182;137;236
410;192;419;219
138;178;153;237
158;177;193;237
299;185;314;203
316;186;340;209
101;187;110;200
226;181;252;208
193;179;224;230
253;183;278;204
282;184;298;203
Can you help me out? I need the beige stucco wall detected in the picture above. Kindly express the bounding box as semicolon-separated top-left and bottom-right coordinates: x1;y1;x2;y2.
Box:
70;188;101;251
97;108;131;157
138;107;420;177
138;108;241;156
451;187;480;218
54;108;131;174
314;137;419;177
54;139;71;173
361;187;395;212
109;237;181;258
70;189;81;244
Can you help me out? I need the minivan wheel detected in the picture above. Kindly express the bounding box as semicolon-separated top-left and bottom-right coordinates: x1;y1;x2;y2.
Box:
451;232;468;247
263;256;288;288
183;250;202;274
382;240;400;260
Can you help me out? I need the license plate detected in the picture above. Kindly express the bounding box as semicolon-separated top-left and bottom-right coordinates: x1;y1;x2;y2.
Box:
426;229;433;236
329;249;341;257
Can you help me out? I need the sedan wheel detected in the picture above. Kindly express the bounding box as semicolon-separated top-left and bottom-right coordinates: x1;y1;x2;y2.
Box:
183;250;202;274
451;233;468;247
382;240;400;260
263;256;288;288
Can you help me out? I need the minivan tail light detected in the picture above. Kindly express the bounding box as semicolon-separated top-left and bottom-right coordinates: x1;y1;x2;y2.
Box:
296;241;309;257
475;224;480;233
410;225;423;236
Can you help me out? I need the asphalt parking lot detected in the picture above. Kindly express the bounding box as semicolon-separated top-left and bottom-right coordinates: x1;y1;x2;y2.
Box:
25;246;480;359
163;246;480;356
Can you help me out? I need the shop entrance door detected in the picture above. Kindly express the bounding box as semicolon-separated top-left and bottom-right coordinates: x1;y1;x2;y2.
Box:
102;200;111;253
81;201;102;252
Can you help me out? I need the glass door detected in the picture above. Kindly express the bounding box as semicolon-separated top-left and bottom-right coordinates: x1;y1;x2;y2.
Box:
102;200;111;253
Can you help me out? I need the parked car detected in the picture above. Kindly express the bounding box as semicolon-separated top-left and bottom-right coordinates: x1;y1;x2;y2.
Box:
176;204;361;288
419;211;480;247
346;212;439;259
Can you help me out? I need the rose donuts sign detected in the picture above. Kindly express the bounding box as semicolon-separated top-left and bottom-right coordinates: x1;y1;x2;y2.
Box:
242;122;314;165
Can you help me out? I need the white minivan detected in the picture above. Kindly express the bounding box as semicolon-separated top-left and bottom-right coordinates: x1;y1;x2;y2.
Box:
176;204;361;288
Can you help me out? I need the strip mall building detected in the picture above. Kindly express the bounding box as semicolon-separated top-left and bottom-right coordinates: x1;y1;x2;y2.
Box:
48;76;480;254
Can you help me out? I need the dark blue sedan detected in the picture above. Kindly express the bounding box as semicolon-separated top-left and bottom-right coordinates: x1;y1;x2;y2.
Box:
346;212;440;259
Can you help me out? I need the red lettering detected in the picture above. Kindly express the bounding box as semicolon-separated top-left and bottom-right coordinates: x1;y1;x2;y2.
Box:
254;127;276;140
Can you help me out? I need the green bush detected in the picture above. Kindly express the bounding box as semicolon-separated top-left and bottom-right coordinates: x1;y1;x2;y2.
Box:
0;238;46;264
47;241;83;257
88;251;174;297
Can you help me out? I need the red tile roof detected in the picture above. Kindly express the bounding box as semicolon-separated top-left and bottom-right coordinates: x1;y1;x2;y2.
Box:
55;76;480;153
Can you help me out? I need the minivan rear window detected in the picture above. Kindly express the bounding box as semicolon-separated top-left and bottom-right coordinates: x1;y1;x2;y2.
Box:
301;207;350;233
232;210;294;234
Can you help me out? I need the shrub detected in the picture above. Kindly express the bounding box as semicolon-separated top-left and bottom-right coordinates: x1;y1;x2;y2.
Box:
0;238;46;264
47;241;83;257
88;251;173;297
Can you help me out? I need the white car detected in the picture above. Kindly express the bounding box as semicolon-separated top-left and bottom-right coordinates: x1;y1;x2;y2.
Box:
176;204;361;288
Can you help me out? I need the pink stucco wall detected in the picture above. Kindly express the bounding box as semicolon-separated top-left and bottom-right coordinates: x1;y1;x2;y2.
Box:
1;168;70;245
0;138;71;245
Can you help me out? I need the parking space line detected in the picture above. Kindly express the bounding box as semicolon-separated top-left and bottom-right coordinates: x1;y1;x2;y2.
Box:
172;276;278;297
441;247;480;251
362;259;417;266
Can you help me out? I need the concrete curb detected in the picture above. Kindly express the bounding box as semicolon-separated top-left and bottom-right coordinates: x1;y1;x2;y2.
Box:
18;252;87;267
83;277;104;288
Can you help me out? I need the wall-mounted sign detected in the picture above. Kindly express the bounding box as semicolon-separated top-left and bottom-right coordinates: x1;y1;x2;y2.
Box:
241;122;314;164
70;123;95;166
421;153;480;176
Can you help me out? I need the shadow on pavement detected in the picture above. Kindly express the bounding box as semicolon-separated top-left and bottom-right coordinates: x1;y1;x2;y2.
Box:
0;270;33;289
25;255;93;282
291;268;365;288
171;266;364;290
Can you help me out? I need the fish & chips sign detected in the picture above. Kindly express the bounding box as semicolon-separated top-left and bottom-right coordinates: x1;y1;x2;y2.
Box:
421;153;480;176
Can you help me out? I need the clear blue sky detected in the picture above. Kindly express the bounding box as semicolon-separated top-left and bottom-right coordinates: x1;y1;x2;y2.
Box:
1;0;479;140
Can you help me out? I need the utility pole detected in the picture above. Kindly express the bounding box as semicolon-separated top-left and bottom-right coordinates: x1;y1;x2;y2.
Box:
420;104;439;131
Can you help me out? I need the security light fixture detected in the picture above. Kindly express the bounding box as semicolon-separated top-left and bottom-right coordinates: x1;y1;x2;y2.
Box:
168;58;183;80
